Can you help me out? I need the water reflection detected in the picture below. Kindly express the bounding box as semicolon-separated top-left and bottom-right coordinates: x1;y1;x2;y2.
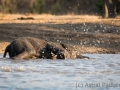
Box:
0;54;120;90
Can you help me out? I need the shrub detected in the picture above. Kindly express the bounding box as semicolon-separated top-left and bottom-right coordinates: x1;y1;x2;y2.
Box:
96;0;103;14
30;0;45;14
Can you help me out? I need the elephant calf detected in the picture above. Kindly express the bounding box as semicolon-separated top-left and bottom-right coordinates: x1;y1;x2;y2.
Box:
3;37;89;60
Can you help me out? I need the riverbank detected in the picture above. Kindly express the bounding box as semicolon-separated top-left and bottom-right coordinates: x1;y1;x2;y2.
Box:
0;14;120;54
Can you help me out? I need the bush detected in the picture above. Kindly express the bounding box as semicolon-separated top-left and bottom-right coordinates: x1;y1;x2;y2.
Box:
30;0;45;14
96;0;103;14
51;2;62;14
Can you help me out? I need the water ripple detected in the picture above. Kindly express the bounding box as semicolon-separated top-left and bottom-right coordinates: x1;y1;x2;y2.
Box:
0;54;120;90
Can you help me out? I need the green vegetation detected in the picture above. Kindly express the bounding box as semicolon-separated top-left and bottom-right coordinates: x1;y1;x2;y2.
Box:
0;0;98;14
0;0;17;13
96;0;103;14
30;0;45;13
51;2;62;14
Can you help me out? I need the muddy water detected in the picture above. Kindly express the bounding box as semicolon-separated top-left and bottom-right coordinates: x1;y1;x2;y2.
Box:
0;54;120;90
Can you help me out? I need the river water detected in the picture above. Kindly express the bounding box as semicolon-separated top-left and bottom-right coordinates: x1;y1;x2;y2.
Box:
0;54;120;90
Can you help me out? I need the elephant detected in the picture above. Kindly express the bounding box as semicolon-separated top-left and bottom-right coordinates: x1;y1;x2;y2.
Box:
3;37;89;60
102;0;120;18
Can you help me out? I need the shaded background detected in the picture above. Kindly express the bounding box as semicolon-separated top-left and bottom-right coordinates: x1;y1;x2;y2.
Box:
0;0;101;15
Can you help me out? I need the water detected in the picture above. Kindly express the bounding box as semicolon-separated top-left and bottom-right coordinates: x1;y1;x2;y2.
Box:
0;54;120;90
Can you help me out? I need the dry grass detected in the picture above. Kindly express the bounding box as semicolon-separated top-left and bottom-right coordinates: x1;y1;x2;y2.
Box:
0;14;120;24
0;14;102;23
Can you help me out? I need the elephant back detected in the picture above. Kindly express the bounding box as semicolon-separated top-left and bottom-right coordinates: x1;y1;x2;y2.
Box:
26;37;47;51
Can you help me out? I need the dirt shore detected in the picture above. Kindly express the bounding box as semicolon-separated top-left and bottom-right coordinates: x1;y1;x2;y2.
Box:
0;14;120;54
